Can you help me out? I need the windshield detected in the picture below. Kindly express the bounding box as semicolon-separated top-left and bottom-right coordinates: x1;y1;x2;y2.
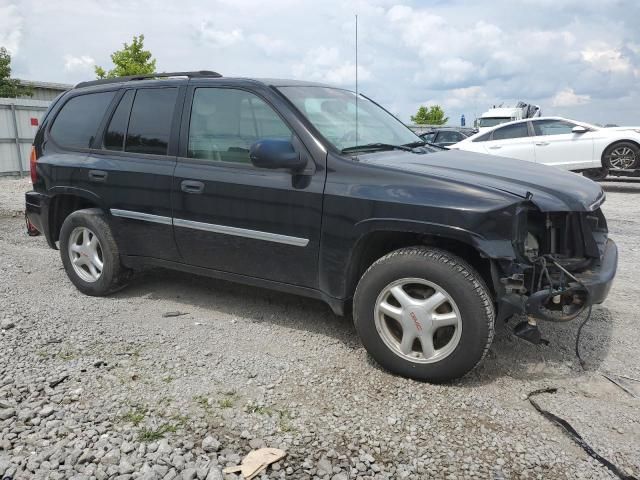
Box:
478;117;511;128
278;86;422;151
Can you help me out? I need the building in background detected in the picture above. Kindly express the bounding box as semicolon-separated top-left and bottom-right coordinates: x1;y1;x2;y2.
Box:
0;80;72;176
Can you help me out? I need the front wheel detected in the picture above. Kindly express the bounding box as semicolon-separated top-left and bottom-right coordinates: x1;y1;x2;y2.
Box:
353;247;494;382
59;209;131;296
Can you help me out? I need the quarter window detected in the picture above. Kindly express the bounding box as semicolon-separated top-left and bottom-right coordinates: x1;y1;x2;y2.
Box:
188;88;292;164
491;122;529;140
472;132;492;142
125;88;178;155
50;91;116;148
533;120;576;136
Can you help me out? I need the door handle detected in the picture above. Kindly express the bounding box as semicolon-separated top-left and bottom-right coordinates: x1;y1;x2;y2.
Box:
488;145;502;149
88;170;108;182
536;142;550;146
181;180;204;194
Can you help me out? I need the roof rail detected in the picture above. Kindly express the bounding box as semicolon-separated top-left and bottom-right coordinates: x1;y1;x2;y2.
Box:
75;70;223;89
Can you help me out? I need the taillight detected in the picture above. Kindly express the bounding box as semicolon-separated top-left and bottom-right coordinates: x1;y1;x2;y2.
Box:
30;146;38;183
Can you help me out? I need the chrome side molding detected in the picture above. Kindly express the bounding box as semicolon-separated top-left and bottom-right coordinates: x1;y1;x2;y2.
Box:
110;209;309;247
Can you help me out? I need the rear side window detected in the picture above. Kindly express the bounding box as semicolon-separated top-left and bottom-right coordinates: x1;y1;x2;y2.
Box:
125;88;178;155
104;90;135;151
50;91;116;148
491;122;529;140
437;131;465;143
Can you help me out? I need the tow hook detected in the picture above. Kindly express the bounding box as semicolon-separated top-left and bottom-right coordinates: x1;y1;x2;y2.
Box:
514;316;549;345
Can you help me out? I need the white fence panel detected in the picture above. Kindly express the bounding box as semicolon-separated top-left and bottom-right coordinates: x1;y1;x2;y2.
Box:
0;98;50;176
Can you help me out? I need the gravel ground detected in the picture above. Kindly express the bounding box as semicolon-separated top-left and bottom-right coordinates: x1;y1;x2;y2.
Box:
0;176;639;480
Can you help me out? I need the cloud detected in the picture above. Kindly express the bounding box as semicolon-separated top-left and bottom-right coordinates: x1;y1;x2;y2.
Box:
551;87;591;107
581;45;632;73
0;1;23;54
197;21;243;48
292;46;371;85
63;54;95;72
6;0;640;126
249;33;290;56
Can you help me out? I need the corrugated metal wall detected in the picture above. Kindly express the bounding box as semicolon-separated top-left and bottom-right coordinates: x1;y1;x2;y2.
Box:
0;98;51;176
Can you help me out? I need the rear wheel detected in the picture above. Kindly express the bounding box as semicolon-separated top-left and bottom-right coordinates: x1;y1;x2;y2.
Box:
353;247;494;382
603;142;639;170
59;209;131;296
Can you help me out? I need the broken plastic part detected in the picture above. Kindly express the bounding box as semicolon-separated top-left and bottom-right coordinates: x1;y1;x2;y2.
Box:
514;320;549;345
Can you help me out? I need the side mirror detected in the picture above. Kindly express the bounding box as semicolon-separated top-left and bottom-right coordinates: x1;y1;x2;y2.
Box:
249;139;306;172
572;125;588;134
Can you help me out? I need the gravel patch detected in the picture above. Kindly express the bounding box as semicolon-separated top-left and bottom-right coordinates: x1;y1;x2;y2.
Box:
0;176;30;217
0;176;638;479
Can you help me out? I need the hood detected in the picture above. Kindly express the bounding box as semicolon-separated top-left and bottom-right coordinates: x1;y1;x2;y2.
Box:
359;149;604;212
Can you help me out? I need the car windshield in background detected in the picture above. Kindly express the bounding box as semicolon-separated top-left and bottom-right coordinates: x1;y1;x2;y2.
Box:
278;86;421;152
478;117;509;128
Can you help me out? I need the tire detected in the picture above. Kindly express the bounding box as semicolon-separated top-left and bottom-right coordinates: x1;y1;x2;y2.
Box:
353;247;494;382
603;141;639;170
59;208;131;296
583;168;609;181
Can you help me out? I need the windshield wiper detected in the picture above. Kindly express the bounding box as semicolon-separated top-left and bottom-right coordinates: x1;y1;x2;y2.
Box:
402;140;446;150
341;142;414;153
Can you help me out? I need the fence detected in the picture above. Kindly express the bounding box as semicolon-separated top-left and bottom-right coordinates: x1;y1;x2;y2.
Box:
0;98;51;176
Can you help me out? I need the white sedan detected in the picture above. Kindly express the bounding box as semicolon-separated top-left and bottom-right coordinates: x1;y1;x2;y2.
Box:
451;116;640;180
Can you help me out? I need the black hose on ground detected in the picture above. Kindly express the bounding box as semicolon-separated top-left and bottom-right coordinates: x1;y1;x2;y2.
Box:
527;389;637;480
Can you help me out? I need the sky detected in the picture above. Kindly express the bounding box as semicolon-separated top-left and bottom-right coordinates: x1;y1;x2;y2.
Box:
2;0;640;125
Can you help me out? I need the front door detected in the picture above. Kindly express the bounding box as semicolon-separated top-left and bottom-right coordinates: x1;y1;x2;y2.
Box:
531;119;595;170
172;85;325;288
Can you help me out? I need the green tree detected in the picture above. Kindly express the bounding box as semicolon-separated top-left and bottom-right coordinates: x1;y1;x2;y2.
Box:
411;105;448;125
0;47;32;98
95;34;156;79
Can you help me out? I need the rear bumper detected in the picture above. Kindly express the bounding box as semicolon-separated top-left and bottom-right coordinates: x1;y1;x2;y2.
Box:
574;238;617;305
25;191;55;248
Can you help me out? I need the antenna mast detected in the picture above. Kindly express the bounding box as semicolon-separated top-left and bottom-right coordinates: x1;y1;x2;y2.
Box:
355;14;358;146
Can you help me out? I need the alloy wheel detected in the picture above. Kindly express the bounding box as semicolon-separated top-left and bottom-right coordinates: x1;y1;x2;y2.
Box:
68;226;104;282
374;278;462;364
608;146;636;169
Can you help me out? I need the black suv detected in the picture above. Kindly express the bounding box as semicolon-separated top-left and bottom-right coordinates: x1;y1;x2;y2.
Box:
25;71;617;382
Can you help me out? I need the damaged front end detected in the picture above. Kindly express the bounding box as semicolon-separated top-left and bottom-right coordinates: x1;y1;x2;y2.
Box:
492;195;618;344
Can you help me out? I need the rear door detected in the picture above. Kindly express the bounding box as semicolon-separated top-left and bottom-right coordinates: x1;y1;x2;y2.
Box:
531;119;595;170
81;84;184;260
172;84;325;287
481;122;535;162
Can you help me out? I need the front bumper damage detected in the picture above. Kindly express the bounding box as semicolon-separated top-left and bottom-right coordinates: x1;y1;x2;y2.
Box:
495;241;617;321
488;202;617;344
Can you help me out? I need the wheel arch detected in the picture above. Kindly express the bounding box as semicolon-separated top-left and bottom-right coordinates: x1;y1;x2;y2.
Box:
47;188;105;247
342;222;496;308
601;138;640;166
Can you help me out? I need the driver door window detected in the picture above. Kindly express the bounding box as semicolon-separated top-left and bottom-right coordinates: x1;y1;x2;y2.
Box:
532;119;576;136
188;88;292;164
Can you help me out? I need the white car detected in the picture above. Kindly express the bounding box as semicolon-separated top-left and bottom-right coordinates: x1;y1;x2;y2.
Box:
452;116;640;180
